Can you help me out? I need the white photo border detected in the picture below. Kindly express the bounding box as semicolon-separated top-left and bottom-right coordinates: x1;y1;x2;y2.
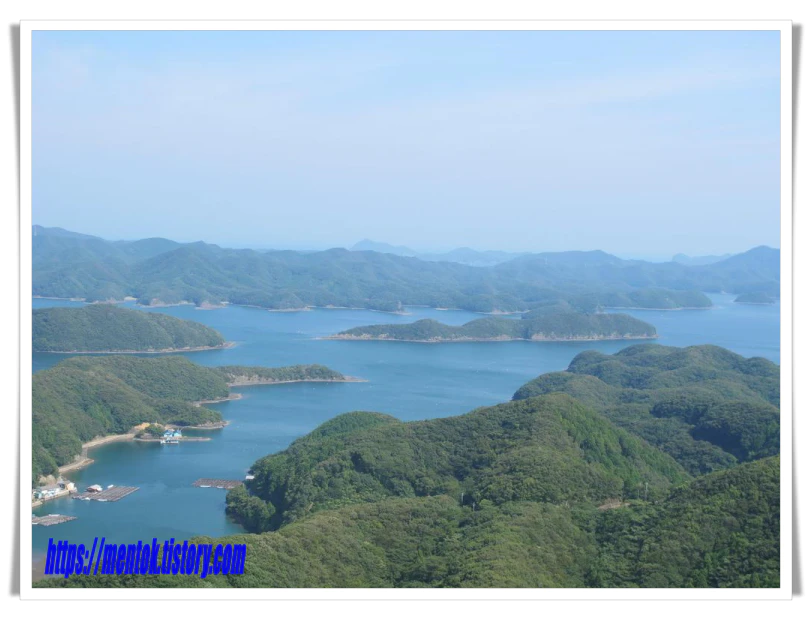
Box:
18;19;794;601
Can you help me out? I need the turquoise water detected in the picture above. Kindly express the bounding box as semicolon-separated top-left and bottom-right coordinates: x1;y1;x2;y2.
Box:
31;294;779;558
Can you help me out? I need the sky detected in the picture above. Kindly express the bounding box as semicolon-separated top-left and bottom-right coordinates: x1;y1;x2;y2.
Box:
32;29;781;258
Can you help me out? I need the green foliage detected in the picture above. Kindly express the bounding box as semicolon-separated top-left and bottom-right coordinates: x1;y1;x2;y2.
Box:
335;312;657;342
33;304;225;352
136;423;166;438
513;344;779;475
32;356;227;482
569;288;713;312
589;457;780;587
33;227;779;312
32;356;347;483
227;393;687;532
215;364;347;384
39;458;779;589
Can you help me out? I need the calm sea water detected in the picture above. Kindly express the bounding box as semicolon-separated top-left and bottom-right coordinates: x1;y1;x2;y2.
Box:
31;294;779;558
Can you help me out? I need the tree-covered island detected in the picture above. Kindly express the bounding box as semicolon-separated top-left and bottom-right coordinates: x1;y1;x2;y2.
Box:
33;304;229;353
327;312;657;342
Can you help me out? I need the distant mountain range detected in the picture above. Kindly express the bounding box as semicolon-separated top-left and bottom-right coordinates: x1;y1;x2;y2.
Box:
672;252;733;266
32;226;780;313
351;239;529;267
352;240;741;269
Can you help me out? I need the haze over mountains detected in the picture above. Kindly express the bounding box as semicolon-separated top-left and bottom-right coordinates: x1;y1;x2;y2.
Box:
672;252;734;266
32;226;780;313
351;239;529;267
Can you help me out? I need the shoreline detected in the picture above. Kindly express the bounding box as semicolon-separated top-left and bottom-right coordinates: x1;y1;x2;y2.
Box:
193;394;243;406
133;436;211;443
180;421;231;430
57;433;136;475
34;341;236;355
225;377;367;387
49;377;365;476
34;296;714;314
602;305;713;311
322;335;658;344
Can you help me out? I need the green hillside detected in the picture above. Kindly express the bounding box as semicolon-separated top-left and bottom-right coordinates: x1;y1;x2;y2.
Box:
32;357;349;485
513;344;779;475
330;312;657;342
227;394;688;532
33;304;226;352
38;439;779;588
569;288;713;311
33;227;779;312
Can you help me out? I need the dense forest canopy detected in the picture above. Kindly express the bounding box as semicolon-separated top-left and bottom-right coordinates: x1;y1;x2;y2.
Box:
215;364;347;384
331;312;657;342
32;357;349;485
33;226;778;313
33;304;226;352
38;457;778;588
513;344;779;475
38;342;780;588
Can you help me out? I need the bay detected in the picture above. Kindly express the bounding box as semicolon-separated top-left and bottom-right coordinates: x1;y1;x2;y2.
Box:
31;294;779;559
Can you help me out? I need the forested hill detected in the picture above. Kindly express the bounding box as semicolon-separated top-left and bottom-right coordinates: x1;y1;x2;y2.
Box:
32;357;351;484
513;344;779;475
226;394;688;533
39;345;780;588
33;226;778;313
33;305;226;352
40;457;778;588
330;312;657;342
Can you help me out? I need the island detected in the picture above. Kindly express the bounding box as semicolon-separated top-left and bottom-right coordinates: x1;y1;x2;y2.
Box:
326;312;658;342
33;304;229;353
734;292;776;305
32;356;356;485
215;364;364;386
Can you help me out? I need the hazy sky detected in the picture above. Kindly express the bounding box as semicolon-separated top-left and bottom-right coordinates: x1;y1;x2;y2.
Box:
32;29;781;258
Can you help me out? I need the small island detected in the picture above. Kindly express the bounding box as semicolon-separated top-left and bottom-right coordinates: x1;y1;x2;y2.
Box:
327;312;657;343
215;364;365;386
734;292;776;305
33;304;230;353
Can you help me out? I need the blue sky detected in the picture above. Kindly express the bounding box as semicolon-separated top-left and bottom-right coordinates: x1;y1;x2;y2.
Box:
32;30;781;258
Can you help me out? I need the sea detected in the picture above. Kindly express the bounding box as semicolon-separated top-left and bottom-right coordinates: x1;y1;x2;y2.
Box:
31;293;780;560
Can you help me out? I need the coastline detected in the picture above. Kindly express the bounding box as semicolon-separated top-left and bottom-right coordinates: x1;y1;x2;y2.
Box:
57;433;136;475
192;394;243;406
34;341;236;355
34;295;715;315
602;305;713;311
180;421;231;430
50;377;364;476
323;334;658;343
225;377;367;387
133;436;211;443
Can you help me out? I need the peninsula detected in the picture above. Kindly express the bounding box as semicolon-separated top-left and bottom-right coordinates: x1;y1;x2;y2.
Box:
32;356;356;485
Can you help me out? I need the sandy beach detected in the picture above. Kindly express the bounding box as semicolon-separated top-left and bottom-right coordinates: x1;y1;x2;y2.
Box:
56;433;136;475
